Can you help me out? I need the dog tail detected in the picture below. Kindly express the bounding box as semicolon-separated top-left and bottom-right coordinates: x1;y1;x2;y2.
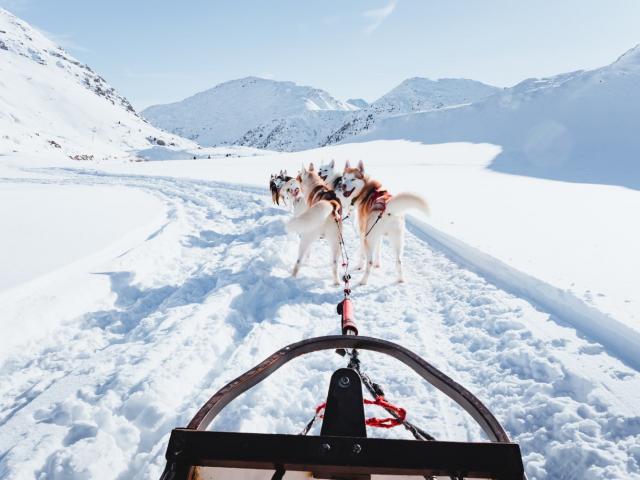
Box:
386;192;430;217
286;200;333;234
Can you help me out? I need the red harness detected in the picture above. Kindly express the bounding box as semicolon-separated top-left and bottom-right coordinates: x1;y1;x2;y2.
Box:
366;189;392;213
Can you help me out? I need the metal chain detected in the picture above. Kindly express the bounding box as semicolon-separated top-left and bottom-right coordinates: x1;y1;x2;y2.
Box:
346;349;436;442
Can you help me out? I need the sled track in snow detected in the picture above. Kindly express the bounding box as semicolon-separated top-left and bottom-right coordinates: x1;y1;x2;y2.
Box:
0;168;639;480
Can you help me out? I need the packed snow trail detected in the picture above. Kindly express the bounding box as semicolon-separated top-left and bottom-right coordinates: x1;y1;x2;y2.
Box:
0;169;639;480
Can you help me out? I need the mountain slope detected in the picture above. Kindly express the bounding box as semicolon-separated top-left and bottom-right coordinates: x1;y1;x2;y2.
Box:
349;46;640;189
142;77;357;151
324;78;500;145
0;8;192;160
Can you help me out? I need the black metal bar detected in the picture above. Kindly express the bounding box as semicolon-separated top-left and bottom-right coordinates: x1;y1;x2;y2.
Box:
320;368;367;438
187;335;510;444
166;429;525;479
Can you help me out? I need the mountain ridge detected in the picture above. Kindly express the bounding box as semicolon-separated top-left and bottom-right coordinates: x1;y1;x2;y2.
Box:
142;75;499;151
0;7;193;159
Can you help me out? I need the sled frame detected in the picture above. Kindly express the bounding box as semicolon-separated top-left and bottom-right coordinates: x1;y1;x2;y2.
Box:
160;335;525;480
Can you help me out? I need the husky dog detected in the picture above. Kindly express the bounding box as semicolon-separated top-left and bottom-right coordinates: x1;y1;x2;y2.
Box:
341;160;429;285
281;177;307;217
318;159;342;189
286;163;343;284
317;159;355;220
269;170;292;206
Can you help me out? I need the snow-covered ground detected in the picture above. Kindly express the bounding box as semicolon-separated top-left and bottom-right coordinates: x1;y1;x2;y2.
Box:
0;166;167;360
0;183;163;293
83;140;640;363
1;148;639;480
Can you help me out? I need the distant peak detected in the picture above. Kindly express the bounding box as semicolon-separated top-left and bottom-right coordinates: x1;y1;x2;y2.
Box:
613;44;640;66
347;98;368;108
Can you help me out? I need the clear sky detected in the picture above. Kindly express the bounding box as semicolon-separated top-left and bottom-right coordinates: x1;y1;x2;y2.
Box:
3;0;640;110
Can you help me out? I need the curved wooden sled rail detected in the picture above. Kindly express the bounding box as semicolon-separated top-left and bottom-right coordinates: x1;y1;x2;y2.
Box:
187;334;511;443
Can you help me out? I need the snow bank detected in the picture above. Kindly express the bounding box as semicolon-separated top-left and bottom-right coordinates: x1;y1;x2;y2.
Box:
0;178;166;361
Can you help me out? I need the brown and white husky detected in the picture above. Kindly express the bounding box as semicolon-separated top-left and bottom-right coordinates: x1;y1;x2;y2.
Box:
340;160;429;285
281;177;307;217
269;170;292;206
286;163;343;285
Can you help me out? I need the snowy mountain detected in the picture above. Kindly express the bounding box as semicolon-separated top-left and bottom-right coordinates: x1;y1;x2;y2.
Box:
141;77;358;151
350;45;640;189
324;78;500;145
375;77;500;113
0;8;193;160
346;98;368;109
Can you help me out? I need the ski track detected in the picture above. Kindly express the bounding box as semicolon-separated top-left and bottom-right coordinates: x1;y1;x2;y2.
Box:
0;169;639;480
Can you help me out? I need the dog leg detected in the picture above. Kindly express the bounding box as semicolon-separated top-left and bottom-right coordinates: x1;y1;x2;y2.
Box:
374;236;382;268
329;233;341;286
359;232;379;286
293;234;314;277
388;223;405;283
355;235;366;270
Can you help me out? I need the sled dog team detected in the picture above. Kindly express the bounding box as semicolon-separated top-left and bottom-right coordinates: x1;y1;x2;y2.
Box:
270;160;429;286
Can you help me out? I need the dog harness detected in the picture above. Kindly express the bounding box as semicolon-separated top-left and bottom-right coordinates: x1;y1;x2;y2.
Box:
367;189;392;214
308;184;343;219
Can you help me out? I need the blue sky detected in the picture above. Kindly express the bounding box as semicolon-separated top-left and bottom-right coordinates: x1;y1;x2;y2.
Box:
4;0;640;109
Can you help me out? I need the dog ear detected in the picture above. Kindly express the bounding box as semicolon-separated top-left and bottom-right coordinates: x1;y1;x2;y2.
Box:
358;160;365;173
344;160;350;171
309;162;315;172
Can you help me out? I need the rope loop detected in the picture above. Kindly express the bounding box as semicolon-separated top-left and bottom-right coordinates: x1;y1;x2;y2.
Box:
309;397;406;429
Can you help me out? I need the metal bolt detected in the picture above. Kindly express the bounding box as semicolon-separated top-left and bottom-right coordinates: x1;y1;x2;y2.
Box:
352;443;362;454
338;376;351;388
320;443;331;454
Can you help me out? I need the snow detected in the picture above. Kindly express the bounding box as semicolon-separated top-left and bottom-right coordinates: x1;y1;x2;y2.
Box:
346;98;368;109
1;154;639;480
374;77;500;114
141;77;357;151
141;76;498;152
0;183;163;293
350;45;640;189
324;78;500;146
2;7;640;480
0;168;167;364
87;140;640;365
0;8;195;160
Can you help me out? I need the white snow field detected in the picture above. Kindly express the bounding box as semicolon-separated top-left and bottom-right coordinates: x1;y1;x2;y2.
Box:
0;183;164;293
90;140;640;369
0;170;166;358
1;148;639;480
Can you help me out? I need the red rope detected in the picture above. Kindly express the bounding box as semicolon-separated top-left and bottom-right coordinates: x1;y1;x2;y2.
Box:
313;396;406;428
364;397;406;428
